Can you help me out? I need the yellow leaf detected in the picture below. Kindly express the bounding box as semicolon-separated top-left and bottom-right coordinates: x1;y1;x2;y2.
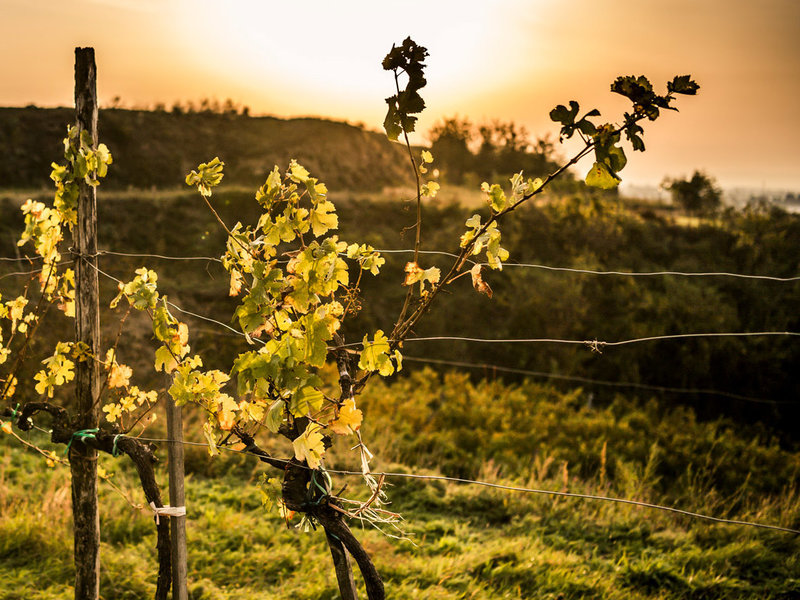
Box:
229;269;243;296
421;181;440;198
108;363;132;388
292;423;326;469
329;398;363;436
403;262;440;288
102;403;122;423
216;394;239;431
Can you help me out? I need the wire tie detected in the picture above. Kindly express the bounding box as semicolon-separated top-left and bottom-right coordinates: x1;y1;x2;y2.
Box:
10;403;20;418
112;434;123;457
64;428;99;455
149;502;186;525
307;469;332;505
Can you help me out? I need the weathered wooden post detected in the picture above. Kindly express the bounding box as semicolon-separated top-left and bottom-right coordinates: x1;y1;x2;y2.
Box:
166;385;188;600
71;46;101;600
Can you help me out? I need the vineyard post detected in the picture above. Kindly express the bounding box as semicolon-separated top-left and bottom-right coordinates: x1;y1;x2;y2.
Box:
165;382;188;600
72;47;101;600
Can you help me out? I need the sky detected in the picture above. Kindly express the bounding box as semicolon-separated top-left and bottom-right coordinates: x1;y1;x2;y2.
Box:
2;0;799;191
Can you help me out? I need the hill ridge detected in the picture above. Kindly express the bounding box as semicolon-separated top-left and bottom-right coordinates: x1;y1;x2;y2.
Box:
0;106;410;191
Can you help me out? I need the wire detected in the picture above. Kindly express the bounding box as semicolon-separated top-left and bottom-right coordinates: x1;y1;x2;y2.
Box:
498;262;800;282
166;300;261;342
400;356;795;405
0;256;43;263
0;268;44;281
96;250;223;263
375;249;467;261
385;331;800;348
372;248;800;282
0;261;76;282
121;435;799;536
91;263;263;345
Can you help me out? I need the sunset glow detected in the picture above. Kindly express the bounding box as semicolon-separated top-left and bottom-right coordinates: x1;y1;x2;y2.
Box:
2;0;799;188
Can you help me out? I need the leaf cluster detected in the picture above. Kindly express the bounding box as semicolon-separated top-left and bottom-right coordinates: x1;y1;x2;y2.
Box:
111;159;395;471
549;75;698;189
382;37;429;140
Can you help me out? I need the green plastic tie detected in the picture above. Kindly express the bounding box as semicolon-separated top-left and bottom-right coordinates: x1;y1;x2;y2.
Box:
112;434;123;457
11;403;20;418
64;428;99;455
309;468;332;505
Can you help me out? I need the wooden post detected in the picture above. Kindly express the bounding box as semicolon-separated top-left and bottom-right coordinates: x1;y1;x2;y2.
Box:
71;47;101;600
166;388;188;600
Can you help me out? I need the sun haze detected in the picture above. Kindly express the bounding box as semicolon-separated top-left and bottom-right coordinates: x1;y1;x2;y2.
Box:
2;0;798;189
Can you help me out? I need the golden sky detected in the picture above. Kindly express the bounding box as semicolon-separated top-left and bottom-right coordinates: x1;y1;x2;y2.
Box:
2;0;799;190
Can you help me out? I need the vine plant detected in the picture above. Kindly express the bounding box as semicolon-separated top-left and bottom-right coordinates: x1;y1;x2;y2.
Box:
0;36;698;599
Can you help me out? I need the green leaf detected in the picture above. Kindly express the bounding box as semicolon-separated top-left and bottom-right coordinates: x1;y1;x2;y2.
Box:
310;200;338;237
185;157;224;197
606;143;627;173
381;38;428;141
265;400;285;433
384;100;403;141
359;330;401;377
549;101;579;126
288;160;310;184
290;386;324;417
299;315;332;367
154;346;177;373
255;166;282;208
585;162;621;189
483;183;507;213
668;75;700;95
611;75;654;103
622;116;646;151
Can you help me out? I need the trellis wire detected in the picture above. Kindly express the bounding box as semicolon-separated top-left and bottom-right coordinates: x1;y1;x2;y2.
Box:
7;245;797;282
371;248;800;282
400;355;795;405
114;434;799;536
337;331;800;349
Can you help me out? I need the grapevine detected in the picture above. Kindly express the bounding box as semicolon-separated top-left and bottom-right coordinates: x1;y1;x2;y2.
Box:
0;37;698;600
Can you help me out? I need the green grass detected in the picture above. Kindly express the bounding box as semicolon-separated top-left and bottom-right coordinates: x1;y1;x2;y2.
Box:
2;372;798;599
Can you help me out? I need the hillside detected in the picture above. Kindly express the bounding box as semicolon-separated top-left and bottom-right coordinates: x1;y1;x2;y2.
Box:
0;107;410;190
1;189;798;437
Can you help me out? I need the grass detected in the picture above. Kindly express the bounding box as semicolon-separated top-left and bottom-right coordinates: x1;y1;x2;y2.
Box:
1;371;798;599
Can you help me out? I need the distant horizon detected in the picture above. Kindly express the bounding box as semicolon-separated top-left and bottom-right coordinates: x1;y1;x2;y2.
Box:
3;101;798;198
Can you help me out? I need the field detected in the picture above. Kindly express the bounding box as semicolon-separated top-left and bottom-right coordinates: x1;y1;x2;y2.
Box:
2;366;800;599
